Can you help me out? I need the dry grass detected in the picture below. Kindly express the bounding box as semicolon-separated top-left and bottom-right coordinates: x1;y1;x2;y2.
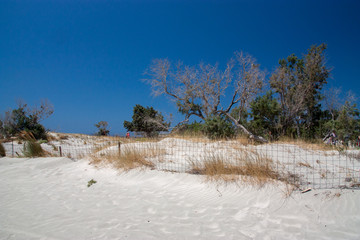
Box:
234;135;253;146
343;151;360;161
91;149;155;171
298;162;312;168
90;145;162;171
58;134;69;140
276;137;336;151
188;150;281;186
170;134;210;143
23;141;45;157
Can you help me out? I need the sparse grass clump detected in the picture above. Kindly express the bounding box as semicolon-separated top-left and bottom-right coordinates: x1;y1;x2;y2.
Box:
277;137;337;151
189;151;280;185
87;179;97;187
23;140;45;157
90;146;156;171
0;142;5;157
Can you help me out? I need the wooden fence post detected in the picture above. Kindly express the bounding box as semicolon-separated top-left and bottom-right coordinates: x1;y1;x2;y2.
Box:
59;146;62;157
118;142;121;157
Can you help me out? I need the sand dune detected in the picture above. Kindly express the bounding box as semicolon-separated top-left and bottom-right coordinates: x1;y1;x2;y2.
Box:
1;156;360;239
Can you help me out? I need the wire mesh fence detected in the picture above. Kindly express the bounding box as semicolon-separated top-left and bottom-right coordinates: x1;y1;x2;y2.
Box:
2;133;360;190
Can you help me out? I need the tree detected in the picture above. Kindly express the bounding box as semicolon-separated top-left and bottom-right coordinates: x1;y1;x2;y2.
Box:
0;100;54;140
323;87;342;123
123;105;170;137
270;44;330;138
335;101;360;140
248;91;281;138
95;121;110;136
145;51;266;141
322;92;360;141
202;115;235;140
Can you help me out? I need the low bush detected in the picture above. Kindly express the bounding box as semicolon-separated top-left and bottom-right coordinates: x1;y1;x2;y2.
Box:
202;115;235;140
173;121;204;136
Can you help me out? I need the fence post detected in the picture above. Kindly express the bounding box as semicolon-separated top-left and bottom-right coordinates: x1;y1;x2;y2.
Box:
118;142;121;157
12;139;14;157
59;146;62;157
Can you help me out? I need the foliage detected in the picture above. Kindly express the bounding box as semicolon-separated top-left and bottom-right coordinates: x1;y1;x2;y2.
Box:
124;105;170;137
248;91;280;139
23;140;45;157
145;44;359;143
0;101;53;140
202;115;235;140
0;142;5;157
270;44;330;138
87;179;97;187
334;102;360;140
173;121;203;136
145;52;265;138
95;121;110;136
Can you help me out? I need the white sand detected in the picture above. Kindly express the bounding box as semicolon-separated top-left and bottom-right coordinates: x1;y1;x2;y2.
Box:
1;156;360;239
3;135;360;189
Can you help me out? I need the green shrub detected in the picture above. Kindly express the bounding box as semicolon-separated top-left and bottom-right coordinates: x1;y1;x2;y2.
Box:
124;105;170;137
202;115;235;140
0;142;5;157
0;102;52;140
95;121;110;136
38;139;48;144
174;121;203;136
87;179;97;187
23;141;45;157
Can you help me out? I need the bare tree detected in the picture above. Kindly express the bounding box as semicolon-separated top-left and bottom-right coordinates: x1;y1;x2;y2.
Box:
323;87;342;121
218;52;265;137
29;99;54;122
145;51;266;141
270;64;308;137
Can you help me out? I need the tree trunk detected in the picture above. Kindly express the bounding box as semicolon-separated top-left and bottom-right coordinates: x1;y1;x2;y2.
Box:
223;112;268;143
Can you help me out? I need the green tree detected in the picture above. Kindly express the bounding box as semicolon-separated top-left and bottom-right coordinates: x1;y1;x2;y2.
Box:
334;101;360;140
202;115;235;140
270;44;330;138
95;121;110;136
249;91;280;139
0;101;53;140
123;105;170;137
173;121;203;136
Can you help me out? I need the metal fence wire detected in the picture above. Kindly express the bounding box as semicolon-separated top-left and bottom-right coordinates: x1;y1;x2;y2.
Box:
2;134;360;190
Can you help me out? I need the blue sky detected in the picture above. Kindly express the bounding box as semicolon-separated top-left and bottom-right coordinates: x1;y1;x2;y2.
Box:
1;0;359;135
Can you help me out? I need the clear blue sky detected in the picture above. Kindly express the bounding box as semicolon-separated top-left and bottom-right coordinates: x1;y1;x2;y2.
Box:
1;0;359;135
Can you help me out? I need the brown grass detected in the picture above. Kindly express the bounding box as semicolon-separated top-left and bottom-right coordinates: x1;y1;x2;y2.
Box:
23;141;45;157
234;135;253;146
276;137;336;151
169;134;210;143
298;162;312;168
90;146;158;171
188;150;280;186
